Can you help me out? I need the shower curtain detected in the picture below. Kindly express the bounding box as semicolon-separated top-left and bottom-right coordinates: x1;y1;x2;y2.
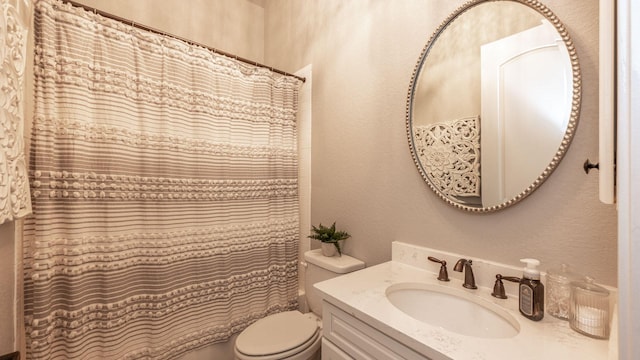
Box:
24;0;302;358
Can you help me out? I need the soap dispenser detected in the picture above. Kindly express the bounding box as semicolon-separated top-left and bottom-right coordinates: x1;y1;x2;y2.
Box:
519;258;544;321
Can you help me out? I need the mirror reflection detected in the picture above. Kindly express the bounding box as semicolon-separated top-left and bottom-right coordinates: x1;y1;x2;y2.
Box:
407;0;580;212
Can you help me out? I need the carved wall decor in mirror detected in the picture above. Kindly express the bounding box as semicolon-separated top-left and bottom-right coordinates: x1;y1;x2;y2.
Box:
406;0;581;212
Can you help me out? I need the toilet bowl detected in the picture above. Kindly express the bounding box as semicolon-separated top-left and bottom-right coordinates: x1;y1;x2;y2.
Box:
234;249;365;360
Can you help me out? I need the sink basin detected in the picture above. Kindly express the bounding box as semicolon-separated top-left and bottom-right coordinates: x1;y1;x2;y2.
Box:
386;282;520;339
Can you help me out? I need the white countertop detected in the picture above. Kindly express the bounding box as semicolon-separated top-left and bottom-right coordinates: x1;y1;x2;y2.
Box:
314;259;612;360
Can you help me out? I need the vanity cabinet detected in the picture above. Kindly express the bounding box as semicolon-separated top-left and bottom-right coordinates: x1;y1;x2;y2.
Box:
321;301;430;360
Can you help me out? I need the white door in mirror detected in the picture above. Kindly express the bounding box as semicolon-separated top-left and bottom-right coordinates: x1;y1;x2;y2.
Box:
481;19;573;208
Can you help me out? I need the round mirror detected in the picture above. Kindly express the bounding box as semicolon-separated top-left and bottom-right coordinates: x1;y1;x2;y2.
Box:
406;0;581;212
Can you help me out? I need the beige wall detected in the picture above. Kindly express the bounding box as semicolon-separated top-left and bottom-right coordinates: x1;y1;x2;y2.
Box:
76;0;266;62
264;0;618;286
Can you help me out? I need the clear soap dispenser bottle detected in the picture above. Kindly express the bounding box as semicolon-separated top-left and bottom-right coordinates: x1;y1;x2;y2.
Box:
519;258;544;321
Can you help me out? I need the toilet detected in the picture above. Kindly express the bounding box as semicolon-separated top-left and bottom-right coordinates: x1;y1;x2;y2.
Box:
234;249;365;360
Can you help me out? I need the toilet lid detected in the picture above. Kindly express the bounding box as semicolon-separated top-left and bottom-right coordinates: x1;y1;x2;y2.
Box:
236;311;319;356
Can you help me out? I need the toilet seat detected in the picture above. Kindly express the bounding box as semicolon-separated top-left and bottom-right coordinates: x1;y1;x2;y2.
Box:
235;311;321;359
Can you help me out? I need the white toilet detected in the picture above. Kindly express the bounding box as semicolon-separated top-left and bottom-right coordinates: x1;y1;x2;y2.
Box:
234;249;365;360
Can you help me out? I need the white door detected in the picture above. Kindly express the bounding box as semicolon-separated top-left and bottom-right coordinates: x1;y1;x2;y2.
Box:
480;20;572;207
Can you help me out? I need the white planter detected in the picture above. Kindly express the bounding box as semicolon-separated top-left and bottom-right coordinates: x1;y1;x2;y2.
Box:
321;242;341;257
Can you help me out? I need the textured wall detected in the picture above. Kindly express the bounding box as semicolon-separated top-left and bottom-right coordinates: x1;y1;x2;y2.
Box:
264;0;618;286
76;0;265;62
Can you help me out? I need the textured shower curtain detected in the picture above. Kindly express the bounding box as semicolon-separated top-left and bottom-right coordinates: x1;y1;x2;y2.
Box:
25;0;301;358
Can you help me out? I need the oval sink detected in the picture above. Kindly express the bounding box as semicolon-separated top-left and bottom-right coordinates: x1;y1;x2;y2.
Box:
386;282;520;339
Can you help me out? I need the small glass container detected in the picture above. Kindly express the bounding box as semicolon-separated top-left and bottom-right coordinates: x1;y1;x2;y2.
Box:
569;277;610;339
546;264;582;320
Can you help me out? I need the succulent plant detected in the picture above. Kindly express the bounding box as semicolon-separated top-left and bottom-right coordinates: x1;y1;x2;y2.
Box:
307;222;351;256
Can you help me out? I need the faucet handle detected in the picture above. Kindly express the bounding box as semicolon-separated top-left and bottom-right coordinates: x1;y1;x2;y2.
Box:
427;256;450;282
491;274;521;299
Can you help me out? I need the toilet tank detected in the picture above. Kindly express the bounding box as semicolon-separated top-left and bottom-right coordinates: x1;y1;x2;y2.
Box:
303;249;365;316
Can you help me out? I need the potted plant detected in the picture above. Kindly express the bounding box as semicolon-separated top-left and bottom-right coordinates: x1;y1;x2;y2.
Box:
308;222;351;257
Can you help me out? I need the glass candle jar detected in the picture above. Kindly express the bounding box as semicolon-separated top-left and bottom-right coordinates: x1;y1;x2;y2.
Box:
569;277;610;339
546;264;582;320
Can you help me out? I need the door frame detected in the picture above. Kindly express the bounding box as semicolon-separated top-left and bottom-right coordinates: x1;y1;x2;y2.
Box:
616;0;640;358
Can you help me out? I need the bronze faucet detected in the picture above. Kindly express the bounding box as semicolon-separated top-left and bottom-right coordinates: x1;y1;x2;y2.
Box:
453;258;477;289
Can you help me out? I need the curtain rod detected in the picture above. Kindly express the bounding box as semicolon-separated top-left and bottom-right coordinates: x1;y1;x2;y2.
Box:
62;0;306;83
